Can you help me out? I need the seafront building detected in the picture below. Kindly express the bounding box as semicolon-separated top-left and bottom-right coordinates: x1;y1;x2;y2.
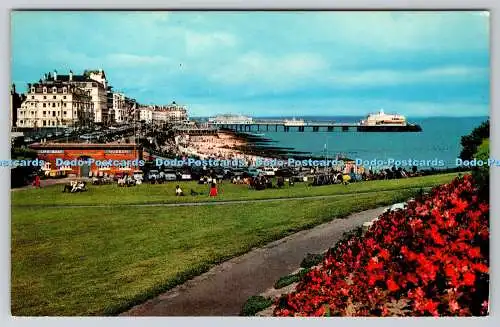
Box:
30;142;143;177
16;69;112;127
13;69;187;129
138;102;188;124
112;92;126;123
16;79;93;128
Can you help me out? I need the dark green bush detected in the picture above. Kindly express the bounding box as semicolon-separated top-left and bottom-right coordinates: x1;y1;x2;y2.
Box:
459;120;489;160
300;253;325;269
472;138;489;198
240;296;273;316
274;268;311;289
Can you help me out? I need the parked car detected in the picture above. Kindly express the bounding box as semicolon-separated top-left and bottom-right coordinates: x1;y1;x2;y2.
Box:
163;169;177;181
180;171;192;180
113;172;126;181
212;168;225;180
147;169;159;181
247;167;260;177
262;167;276;176
275;168;295;178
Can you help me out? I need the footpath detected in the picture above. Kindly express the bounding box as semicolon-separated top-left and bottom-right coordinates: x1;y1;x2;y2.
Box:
122;206;389;316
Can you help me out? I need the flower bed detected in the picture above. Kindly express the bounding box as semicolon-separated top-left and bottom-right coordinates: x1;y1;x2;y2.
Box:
274;174;489;316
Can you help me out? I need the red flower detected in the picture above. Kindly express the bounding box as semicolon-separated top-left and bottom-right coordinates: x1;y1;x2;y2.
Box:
273;175;489;317
386;279;399;292
463;272;476;286
467;247;482;259
472;263;489;273
451;198;468;214
379;248;390;261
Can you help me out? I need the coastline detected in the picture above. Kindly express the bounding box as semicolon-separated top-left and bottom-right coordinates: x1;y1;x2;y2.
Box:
174;129;311;164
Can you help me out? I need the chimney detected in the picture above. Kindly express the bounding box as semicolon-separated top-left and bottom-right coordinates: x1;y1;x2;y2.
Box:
69;70;73;81
53;70;58;81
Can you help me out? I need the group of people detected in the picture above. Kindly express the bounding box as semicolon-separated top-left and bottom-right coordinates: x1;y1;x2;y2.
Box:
62;180;87;193
175;183;219;197
250;175;295;190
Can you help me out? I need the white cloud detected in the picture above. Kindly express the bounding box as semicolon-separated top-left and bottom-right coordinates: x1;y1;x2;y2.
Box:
105;53;171;67
210;49;487;93
185;31;237;55
311;12;489;52
210;52;329;91
326;66;489;88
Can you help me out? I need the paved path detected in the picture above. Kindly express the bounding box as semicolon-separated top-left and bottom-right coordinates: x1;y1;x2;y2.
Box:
121;206;388;316
14;187;424;209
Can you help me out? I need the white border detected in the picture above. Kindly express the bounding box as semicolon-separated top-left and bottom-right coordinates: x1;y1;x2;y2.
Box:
2;2;498;327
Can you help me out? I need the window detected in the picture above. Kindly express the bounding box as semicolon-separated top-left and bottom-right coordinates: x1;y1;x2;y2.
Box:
52;121;55;126
63;95;67;99
43;96;47;99
52;111;56;117
30;87;35;93
20;120;23;124
31;96;34;99
43;121;46;126
63;111;67;116
43;103;46;108
63;87;67;94
52;87;57;93
43;87;47;94
63;103;67;108
52;103;56;108
53;95;56;99
43;111;46;115
92;82;97;87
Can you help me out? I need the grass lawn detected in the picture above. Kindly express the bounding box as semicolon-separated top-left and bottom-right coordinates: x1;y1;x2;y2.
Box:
11;173;460;316
11;173;461;206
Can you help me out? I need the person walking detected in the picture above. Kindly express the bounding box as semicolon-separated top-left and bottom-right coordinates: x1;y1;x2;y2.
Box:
209;182;218;197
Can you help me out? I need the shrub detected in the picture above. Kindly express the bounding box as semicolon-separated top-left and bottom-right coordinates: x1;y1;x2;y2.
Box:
274;269;311;289
472;138;489;198
240;296;273;316
459;120;489;160
300;253;325;269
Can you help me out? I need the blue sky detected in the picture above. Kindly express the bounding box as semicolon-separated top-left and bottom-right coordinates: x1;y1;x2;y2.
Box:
11;11;490;117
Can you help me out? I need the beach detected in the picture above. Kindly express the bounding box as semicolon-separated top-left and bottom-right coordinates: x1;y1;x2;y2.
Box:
176;131;261;164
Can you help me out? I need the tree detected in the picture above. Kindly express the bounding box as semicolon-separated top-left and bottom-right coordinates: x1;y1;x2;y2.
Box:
472;138;489;198
459;120;489;160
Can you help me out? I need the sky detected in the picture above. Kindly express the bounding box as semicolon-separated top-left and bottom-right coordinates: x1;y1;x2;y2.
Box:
11;11;490;117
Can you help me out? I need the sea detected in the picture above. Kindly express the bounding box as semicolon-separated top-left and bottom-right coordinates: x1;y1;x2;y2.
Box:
237;116;489;169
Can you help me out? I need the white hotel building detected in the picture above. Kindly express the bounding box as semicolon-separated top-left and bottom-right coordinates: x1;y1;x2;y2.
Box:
139;102;188;124
17;82;93;128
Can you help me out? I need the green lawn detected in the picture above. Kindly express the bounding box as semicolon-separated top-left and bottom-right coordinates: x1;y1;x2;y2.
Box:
11;173;460;316
12;173;460;206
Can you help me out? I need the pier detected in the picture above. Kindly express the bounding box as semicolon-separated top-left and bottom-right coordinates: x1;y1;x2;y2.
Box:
207;120;361;133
